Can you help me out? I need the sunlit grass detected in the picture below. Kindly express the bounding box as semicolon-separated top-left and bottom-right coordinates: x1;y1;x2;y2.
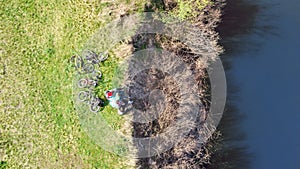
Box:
170;0;213;20
0;0;145;168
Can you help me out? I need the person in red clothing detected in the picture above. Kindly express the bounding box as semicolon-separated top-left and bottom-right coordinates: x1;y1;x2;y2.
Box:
105;88;132;115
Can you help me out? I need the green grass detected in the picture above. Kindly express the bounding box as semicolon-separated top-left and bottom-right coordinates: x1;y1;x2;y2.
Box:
0;0;146;168
170;0;213;20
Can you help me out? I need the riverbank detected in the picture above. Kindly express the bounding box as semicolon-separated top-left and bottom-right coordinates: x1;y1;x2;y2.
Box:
1;0;226;168
207;0;260;168
128;0;226;168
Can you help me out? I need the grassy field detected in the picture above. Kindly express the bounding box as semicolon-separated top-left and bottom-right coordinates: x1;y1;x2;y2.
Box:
0;0;146;168
0;0;216;168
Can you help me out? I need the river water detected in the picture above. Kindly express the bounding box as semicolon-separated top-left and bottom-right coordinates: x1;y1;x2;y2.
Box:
215;0;300;169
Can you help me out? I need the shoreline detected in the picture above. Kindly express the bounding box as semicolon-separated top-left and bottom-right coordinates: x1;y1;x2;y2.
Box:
209;0;261;168
129;0;227;168
132;0;263;168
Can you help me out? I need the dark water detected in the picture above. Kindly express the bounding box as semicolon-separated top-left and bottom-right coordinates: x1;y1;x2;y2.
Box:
217;0;300;168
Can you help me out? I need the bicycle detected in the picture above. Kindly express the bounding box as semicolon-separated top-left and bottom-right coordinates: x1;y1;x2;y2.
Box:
83;50;108;65
71;50;109;114
77;69;103;88
90;70;103;79
90;98;104;113
70;55;94;74
78;90;95;102
78;78;98;88
78;90;104;113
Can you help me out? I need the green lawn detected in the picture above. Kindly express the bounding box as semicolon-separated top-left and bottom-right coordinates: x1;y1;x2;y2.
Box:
0;0;145;168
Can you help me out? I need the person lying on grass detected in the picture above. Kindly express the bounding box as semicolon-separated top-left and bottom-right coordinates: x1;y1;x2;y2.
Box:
105;88;133;115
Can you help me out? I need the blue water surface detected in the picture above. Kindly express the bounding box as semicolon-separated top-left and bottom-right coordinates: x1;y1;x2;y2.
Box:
227;0;300;168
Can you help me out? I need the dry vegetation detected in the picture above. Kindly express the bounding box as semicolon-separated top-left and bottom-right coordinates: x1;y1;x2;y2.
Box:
125;0;226;168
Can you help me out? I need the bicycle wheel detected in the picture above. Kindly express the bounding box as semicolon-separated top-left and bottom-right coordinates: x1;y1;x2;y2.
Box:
70;55;83;69
90;96;100;104
90;103;100;113
75;56;84;69
82;63;94;73
70;55;76;64
78;91;89;102
85;50;98;63
90;79;98;87
99;52;108;62
91;70;102;80
78;79;88;88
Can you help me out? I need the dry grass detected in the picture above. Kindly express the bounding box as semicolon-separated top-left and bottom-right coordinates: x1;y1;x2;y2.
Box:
126;0;225;168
